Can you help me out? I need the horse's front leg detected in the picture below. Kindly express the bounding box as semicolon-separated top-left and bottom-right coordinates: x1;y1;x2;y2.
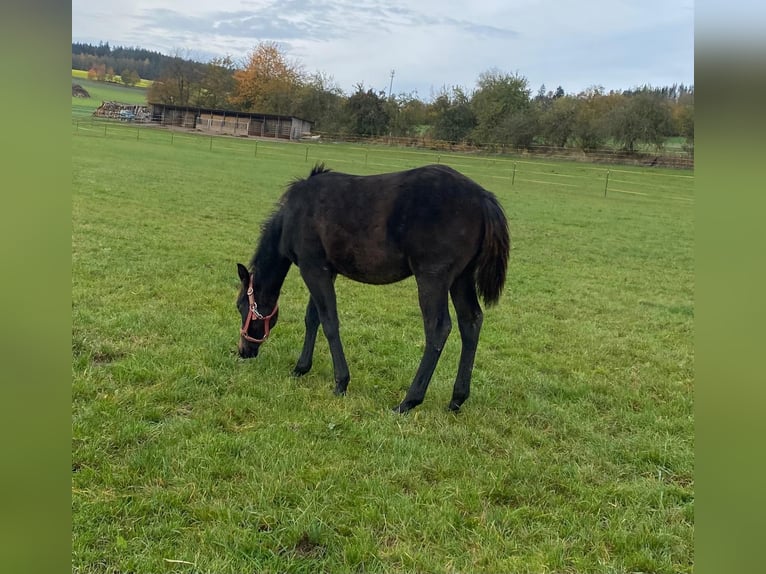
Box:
293;297;319;376
299;268;350;395
394;278;451;413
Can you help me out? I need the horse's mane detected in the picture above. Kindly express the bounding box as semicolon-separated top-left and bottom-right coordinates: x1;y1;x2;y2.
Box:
249;208;283;272
286;162;332;192
251;163;334;273
309;162;332;178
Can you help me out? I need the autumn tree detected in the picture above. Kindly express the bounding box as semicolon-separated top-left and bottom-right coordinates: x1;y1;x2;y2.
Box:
230;42;303;114
88;63;106;81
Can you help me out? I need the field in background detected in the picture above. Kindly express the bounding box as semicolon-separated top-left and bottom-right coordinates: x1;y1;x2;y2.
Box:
72;68;153;88
72;117;694;572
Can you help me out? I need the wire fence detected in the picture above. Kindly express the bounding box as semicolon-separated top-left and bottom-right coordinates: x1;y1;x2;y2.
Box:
312;132;694;170
72;118;694;206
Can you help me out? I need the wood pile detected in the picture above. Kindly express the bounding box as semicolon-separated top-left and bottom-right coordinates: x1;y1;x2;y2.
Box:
72;84;90;98
92;101;152;122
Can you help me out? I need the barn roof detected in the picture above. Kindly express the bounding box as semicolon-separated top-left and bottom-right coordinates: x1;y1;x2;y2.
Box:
148;102;313;125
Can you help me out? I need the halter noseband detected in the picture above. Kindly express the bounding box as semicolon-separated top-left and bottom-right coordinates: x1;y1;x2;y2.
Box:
240;274;278;344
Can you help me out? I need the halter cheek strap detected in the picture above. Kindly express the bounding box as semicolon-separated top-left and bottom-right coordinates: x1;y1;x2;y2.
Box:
240;274;279;344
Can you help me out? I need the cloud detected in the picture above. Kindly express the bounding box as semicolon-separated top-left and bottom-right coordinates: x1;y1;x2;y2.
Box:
72;0;693;97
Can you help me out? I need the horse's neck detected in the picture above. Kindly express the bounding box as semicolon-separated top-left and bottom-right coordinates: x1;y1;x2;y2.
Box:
252;215;291;302
256;254;291;302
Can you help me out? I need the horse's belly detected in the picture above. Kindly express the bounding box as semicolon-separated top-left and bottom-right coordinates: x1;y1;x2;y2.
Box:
327;244;411;285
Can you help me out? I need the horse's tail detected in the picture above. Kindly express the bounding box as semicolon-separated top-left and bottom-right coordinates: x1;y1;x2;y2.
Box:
475;192;510;306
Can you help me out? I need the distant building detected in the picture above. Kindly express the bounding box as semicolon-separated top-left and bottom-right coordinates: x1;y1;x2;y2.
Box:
148;103;313;140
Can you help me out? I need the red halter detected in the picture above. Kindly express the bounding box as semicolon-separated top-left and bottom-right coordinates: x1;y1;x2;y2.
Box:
240;274;279;344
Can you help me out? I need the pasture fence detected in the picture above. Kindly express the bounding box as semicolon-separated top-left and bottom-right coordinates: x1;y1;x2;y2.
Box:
314;132;694;170
72;118;694;206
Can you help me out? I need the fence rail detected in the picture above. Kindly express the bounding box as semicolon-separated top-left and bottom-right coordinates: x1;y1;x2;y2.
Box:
72;118;694;206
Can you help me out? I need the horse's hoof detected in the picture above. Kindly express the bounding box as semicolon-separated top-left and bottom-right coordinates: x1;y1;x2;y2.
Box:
392;403;411;414
447;401;463;412
333;386;347;396
292;365;311;377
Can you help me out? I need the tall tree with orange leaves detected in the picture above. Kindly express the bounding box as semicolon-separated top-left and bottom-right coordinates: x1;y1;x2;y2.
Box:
230;42;303;115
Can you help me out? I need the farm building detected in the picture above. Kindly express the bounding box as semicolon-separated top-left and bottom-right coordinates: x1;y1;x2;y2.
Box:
149;103;314;140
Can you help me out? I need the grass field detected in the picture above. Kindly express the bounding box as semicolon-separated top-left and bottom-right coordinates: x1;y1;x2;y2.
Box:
72;115;693;573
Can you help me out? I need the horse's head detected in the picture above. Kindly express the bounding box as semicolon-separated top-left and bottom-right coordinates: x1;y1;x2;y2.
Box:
236;263;280;358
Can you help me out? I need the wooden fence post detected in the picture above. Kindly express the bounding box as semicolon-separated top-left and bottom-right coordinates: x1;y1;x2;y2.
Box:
604;170;610;197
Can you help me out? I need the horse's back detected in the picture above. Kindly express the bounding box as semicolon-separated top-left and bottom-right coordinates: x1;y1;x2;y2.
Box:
282;165;495;283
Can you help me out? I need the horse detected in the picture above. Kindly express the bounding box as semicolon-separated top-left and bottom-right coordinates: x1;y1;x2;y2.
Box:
236;163;510;413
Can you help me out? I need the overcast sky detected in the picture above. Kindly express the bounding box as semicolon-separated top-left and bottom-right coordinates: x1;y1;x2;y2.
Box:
72;0;695;99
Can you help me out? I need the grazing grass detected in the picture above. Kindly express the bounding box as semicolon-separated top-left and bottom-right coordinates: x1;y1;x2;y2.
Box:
72;123;693;573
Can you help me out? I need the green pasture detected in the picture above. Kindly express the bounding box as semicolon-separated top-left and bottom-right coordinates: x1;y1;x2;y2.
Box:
72;122;694;573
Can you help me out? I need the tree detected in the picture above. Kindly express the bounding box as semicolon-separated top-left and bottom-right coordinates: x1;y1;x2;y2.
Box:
383;92;429;138
673;103;694;147
470;69;531;144
395;95;429;137
147;54;200;105
540;96;578;147
572;88;611;151
230;42;303;114
292;71;346;131
608;91;673;151
429;87;476;142
344;84;390;136
120;68;140;87
88;63;106;81
497;107;540;149
193;56;236;108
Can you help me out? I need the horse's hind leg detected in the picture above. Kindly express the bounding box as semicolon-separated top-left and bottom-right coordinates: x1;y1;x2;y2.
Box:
293;296;320;376
448;270;483;411
394;277;451;413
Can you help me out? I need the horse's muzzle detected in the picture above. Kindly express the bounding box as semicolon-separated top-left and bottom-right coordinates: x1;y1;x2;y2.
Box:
238;338;260;359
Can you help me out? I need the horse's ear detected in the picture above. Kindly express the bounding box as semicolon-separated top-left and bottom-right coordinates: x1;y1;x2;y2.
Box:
237;263;250;284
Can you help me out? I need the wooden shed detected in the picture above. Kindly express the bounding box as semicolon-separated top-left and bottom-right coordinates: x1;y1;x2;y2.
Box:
149;103;313;140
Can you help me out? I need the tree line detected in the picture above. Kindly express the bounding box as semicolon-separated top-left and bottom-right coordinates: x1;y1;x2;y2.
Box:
73;41;694;152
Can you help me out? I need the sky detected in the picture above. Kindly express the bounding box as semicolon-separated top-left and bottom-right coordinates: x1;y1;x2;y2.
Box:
72;0;695;99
